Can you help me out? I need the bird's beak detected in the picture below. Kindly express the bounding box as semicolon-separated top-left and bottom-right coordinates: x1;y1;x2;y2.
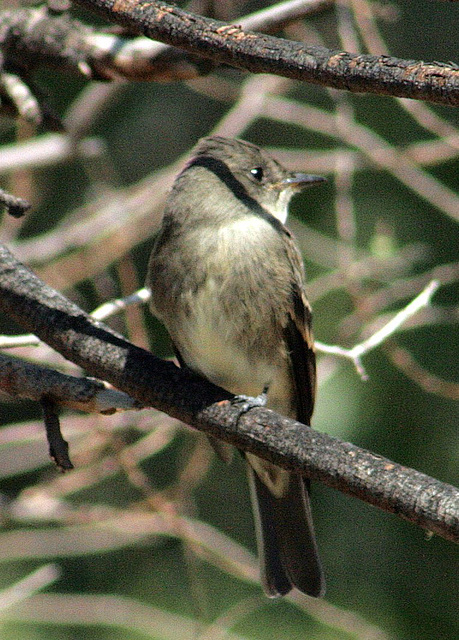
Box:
281;173;326;190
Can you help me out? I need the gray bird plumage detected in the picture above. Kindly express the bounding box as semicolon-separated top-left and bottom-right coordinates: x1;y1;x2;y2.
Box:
147;136;325;597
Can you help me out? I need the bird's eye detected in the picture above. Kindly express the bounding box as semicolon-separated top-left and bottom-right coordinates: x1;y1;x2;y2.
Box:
250;167;264;181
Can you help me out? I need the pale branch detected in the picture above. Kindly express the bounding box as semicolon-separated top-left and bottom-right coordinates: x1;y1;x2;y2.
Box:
10;159;176;280
0;352;141;412
0;243;457;543
386;343;459;401
0;565;60;612
0;334;39;348
0;592;248;640
239;0;334;32
263;97;459;223
339;264;459;333
315;281;440;378
73;0;459;106
91;287;151;320
0;72;42;126
0;7;94;124
0;133;105;174
350;0;459;144
0;540;391;640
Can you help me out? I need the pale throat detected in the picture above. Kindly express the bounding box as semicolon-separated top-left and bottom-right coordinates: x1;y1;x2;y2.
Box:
264;194;290;224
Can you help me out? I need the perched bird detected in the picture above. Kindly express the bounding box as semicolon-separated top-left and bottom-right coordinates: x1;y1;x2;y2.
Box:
147;136;325;597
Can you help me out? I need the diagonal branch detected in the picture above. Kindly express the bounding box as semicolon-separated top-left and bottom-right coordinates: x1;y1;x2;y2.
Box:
1;2;457;104
0;243;457;543
73;0;459;105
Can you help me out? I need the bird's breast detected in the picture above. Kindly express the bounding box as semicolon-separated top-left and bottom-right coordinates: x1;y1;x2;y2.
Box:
150;212;295;413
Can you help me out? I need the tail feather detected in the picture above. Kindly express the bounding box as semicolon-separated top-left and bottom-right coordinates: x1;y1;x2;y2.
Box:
247;463;325;598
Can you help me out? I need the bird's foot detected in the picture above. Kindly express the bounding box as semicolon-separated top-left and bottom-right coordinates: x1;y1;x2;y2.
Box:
231;385;268;415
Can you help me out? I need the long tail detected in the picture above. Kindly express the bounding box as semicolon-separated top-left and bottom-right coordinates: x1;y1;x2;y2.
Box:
247;463;325;598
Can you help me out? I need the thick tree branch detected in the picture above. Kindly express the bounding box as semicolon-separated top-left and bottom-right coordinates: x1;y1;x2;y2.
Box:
0;3;458;105
0;352;140;412
0;7;93;77
72;0;459;105
0;243;457;543
0;1;332;88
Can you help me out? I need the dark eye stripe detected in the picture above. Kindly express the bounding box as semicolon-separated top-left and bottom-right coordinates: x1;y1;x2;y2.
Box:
185;155;285;234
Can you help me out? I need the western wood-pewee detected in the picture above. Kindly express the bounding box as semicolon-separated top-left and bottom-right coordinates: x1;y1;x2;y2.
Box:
147;136;326;597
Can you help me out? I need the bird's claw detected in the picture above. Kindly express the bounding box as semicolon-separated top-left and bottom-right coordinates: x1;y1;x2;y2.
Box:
231;386;268;415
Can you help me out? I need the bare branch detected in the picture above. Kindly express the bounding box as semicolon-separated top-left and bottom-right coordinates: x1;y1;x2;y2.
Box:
72;0;459;105
91;287;151;320
0;526;391;639
316;281;440;378
386;343;459;401
263;97;459;223
0;133;105;174
0;0;333;89
1;3;457;105
0;334;39;348
239;0;334;32
0;591;248;640
85;0;334;81
351;0;459;142
40;397;74;471
0;7;93;77
0;244;457;543
0;352;140;412
0;565;60;612
0;72;42;125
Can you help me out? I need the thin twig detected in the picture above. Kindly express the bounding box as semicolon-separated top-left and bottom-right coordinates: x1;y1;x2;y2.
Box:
41;396;74;471
0;72;42;125
316;281;440;378
386;343;459;401
91;287;151;320
0;134;105;174
351;0;459;144
263;97;459;223
340;263;459;336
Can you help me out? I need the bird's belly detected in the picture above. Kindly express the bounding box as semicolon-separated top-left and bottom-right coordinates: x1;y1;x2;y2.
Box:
175;278;294;415
182;309;274;397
